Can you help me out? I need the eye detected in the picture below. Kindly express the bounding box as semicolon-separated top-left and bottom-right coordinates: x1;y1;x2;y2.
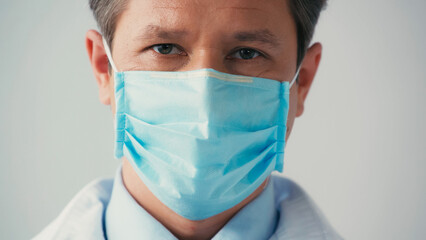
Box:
231;48;261;60
152;44;183;55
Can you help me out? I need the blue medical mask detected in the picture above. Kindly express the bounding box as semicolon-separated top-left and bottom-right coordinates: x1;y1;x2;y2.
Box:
103;38;299;220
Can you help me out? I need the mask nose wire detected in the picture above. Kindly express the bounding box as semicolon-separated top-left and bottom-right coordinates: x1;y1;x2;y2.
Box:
102;37;119;73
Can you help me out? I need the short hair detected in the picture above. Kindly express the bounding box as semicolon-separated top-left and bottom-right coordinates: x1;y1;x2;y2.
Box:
89;0;327;66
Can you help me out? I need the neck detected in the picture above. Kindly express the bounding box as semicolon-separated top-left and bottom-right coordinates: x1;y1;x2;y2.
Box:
121;158;268;240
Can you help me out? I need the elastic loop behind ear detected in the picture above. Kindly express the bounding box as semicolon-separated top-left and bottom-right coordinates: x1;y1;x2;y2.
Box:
102;37;118;73
289;66;301;89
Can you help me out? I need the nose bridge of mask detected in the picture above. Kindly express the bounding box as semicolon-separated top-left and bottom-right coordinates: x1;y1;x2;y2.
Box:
102;37;300;87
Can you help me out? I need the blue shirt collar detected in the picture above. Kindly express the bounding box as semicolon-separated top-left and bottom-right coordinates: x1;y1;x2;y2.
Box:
105;166;278;240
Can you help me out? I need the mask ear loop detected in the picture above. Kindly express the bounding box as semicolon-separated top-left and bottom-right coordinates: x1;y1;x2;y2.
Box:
289;66;301;89
102;37;119;73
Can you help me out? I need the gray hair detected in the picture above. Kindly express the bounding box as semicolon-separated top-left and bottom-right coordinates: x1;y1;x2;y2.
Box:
89;0;128;50
89;0;327;66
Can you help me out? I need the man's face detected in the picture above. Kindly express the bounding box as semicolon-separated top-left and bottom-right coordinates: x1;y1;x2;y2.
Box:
107;0;302;140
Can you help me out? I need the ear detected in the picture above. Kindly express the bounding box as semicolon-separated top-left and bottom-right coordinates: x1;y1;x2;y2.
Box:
295;42;322;117
86;29;112;105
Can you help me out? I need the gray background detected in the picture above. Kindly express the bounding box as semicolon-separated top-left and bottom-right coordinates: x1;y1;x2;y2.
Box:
1;0;425;239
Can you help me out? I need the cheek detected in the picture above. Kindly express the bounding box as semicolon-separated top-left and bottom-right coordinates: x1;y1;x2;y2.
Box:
285;89;298;141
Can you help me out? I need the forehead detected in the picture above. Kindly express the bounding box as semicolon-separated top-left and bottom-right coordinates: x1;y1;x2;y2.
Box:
115;0;294;42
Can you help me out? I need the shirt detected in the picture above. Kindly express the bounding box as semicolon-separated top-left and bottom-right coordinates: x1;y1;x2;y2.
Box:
105;167;278;240
33;166;342;240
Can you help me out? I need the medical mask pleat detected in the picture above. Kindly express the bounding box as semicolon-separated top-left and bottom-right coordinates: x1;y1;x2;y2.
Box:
104;38;298;220
276;83;290;171
114;72;126;159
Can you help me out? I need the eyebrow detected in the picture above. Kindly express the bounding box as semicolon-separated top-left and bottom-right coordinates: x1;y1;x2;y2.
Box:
136;25;280;47
233;29;280;47
136;24;188;40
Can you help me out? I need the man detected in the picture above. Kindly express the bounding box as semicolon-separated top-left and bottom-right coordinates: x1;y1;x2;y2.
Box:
35;0;341;239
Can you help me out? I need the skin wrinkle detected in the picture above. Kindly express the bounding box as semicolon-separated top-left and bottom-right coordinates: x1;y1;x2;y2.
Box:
255;69;273;78
217;7;265;12
154;6;185;10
